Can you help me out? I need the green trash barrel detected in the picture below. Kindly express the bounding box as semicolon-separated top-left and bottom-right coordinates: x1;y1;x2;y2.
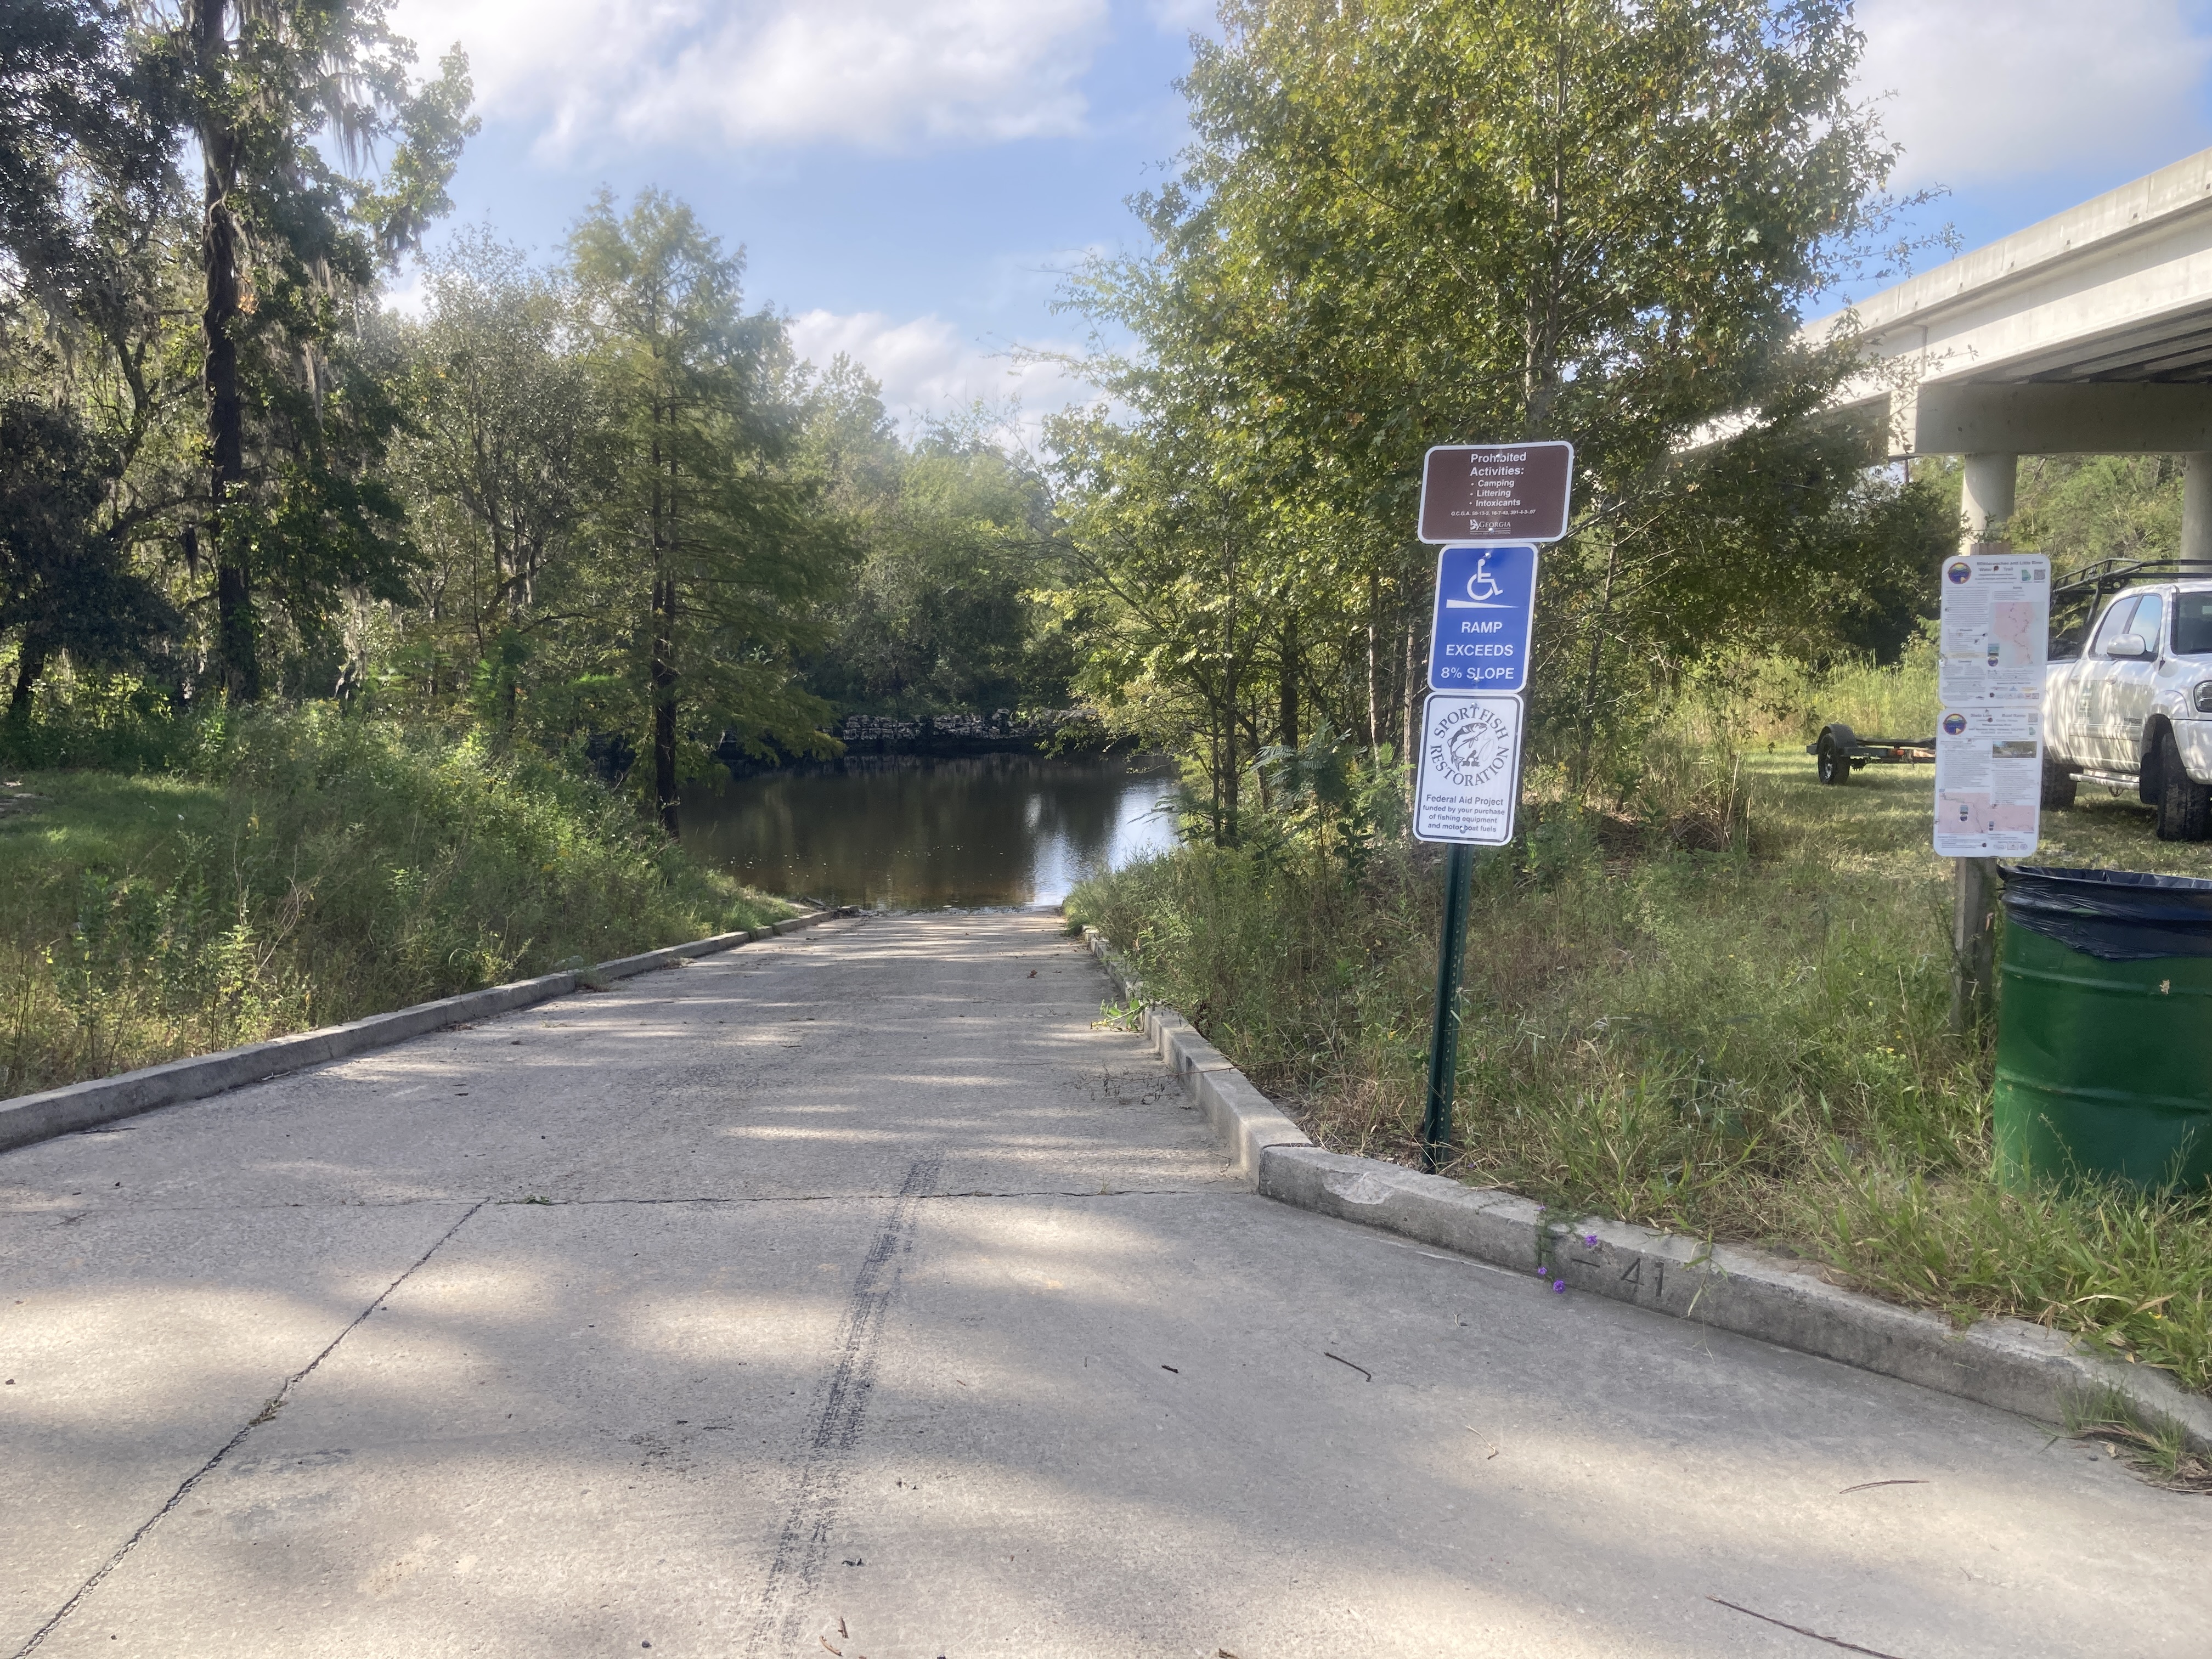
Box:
1994;865;2212;1189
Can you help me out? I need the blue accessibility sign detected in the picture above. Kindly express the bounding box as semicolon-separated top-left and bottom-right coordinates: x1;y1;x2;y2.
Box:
1427;543;1538;695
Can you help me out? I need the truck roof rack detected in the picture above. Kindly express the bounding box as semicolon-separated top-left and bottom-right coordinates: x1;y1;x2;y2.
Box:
2043;558;2212;660
2051;557;2212;608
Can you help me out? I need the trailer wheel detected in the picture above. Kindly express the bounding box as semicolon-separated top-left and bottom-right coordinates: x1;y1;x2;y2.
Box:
1815;724;1857;786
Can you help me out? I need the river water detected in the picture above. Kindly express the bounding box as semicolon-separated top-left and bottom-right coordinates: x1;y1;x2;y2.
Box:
681;753;1181;910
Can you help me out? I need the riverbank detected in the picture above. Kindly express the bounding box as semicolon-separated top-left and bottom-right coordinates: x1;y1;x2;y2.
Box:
1066;741;2212;1414
0;709;792;1101
712;708;1116;781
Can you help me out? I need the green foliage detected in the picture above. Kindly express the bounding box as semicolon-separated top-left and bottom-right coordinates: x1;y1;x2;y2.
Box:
801;379;1070;715
179;0;479;697
374;251;1074;808
2013;454;2185;574
0;0;181;320
386;229;593;718
1813;1170;2212;1391
1049;401;1294;842
0;398;180;710
1049;0;1944;825
0;663;205;772
0;705;789;1099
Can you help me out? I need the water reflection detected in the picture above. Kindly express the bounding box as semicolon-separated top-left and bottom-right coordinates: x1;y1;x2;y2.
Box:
682;753;1181;909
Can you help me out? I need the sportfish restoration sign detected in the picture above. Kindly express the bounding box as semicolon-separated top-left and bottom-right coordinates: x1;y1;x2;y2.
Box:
1417;441;1574;544
1413;693;1523;846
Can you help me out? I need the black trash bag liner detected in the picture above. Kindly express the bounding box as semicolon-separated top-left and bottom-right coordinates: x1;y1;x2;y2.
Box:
1996;865;2212;962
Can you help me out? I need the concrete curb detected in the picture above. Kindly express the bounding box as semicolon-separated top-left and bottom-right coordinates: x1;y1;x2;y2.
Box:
0;907;856;1156
1078;924;2212;1454
1082;927;1312;1183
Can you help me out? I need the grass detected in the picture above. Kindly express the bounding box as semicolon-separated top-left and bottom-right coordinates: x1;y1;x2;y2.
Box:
2064;1385;2212;1490
0;706;793;1100
1068;651;2212;1400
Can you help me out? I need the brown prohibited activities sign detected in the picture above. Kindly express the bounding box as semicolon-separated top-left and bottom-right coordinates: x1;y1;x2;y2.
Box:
1418;441;1574;544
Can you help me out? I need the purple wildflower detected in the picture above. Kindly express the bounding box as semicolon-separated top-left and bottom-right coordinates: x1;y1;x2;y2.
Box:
1551;1279;1566;1293
1583;1233;1599;1248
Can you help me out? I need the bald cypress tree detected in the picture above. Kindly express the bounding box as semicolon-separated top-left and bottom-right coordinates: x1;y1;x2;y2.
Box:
567;191;838;837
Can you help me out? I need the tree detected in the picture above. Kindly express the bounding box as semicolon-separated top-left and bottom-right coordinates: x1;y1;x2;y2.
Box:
567;190;838;835
1060;0;1928;789
0;398;179;713
1051;400;1286;843
179;0;475;699
0;0;179;321
800;371;1070;717
392;230;592;722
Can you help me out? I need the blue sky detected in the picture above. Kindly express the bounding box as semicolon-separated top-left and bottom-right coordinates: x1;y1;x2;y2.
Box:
386;0;2212;437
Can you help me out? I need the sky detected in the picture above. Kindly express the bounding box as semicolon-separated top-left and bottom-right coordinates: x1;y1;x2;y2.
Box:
382;0;2212;441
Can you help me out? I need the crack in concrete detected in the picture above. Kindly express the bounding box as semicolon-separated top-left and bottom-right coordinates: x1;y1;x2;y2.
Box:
500;1188;1214;1206
8;1199;487;1658
0;1189;1211;1220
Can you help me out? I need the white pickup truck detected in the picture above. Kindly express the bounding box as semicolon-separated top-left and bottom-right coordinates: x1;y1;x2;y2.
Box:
2042;579;2212;839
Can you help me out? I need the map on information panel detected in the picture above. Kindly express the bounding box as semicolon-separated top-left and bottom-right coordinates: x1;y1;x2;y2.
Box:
1933;552;2049;857
1939;551;2049;707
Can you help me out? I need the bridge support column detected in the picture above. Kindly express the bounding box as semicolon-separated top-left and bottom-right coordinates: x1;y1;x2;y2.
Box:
1952;453;2016;1034
1960;452;2017;543
2184;453;2212;566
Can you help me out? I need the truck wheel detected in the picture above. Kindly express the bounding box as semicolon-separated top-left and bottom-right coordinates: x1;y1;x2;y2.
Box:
2155;729;2210;840
1815;724;1856;786
2040;757;2076;810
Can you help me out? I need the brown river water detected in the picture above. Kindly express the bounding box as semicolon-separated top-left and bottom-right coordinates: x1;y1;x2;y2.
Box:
680;752;1181;910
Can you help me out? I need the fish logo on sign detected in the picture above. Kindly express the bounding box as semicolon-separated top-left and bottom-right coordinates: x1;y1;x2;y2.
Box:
1446;716;1511;778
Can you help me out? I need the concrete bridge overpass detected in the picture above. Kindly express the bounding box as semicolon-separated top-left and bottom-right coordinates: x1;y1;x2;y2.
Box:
1812;146;2212;548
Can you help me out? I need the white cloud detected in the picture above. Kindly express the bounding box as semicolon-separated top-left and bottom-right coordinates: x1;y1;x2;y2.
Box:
1145;0;1218;32
1857;0;2212;188
392;0;1110;156
787;308;1104;447
380;262;430;318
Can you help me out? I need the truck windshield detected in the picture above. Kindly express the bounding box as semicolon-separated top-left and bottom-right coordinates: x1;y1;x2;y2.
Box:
2175;594;2212;656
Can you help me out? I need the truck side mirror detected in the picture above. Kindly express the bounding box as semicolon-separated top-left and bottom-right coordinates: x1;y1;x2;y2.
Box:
2107;633;2153;659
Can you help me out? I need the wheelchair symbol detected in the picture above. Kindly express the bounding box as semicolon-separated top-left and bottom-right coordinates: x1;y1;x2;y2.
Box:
1443;550;1514;610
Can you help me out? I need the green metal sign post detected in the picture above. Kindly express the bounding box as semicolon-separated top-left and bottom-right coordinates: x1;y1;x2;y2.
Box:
1420;842;1476;1173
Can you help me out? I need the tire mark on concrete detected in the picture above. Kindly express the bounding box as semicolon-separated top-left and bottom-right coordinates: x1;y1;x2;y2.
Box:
750;1156;941;1654
9;1199;487;1657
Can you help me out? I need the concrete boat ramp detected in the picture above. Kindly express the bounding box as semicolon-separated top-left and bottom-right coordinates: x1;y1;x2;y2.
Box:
2;914;2203;1656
